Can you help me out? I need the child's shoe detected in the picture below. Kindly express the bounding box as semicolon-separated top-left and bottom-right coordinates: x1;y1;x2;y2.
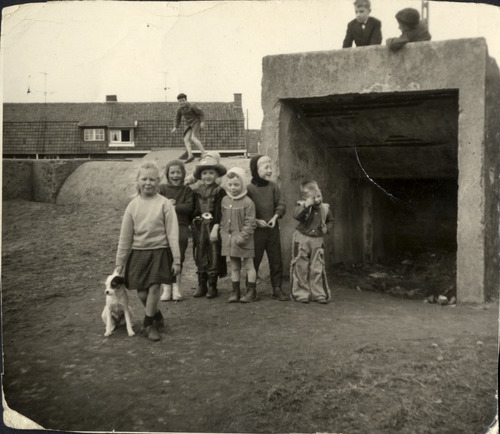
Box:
172;283;183;301
160;284;172;301
153;310;164;329
206;277;218;299
272;287;291;301
228;281;240;303
144;325;161;341
240;282;258;303
206;284;218;299
194;273;208;297
315;298;328;304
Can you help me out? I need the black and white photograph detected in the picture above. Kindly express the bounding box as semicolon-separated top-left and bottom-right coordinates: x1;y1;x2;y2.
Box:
1;0;499;433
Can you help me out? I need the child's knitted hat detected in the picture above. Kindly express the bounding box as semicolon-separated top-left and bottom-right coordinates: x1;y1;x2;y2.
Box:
226;166;249;199
249;154;270;186
193;151;227;180
227;167;248;189
249;154;263;179
395;8;420;28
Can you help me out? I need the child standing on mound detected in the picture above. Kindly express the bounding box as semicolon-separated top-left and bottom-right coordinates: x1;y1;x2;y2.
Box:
115;162;181;341
246;155;289;301
220;167;257;303
290;181;333;304
171;93;207;164
191;151;227;299
159;159;194;302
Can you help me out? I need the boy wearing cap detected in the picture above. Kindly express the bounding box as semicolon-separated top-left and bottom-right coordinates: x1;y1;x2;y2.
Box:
191;151;227;299
342;0;382;48
386;8;431;51
171;93;207;164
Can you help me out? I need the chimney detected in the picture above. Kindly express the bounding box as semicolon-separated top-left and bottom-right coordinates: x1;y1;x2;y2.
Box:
106;95;117;102
234;93;242;108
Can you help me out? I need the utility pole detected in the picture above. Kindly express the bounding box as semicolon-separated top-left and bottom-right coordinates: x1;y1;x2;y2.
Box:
421;0;429;28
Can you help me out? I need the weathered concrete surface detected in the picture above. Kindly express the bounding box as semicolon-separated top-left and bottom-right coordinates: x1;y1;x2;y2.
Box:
261;38;500;303
2;160;85;203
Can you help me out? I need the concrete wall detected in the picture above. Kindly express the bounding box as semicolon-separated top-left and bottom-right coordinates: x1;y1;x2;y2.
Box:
484;56;500;301
260;38;500;302
2;160;85;203
277;103;363;270
2;160;33;201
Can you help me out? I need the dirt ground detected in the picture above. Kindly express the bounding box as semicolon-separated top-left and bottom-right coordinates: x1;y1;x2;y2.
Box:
1;199;498;434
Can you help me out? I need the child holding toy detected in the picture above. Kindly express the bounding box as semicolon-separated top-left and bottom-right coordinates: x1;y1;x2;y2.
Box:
220;167;257;303
159;159;194;302
290;180;333;304
114;162;181;341
191;151;227;298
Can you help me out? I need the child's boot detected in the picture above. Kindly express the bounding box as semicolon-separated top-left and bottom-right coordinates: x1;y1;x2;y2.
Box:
240;281;258;303
153;310;164;330
160;284;172;301
228;281;240;303
143;315;161;341
172;283;182;301
193;272;208;297
206;276;218;299
272;287;291;301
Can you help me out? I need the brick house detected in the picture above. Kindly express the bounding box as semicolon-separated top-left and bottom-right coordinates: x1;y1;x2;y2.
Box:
2;94;246;158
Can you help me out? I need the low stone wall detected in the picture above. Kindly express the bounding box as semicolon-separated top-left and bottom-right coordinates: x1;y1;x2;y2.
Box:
2;160;86;203
2;160;33;201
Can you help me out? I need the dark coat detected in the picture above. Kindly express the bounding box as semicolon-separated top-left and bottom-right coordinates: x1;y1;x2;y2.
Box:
342;16;382;48
386;21;431;51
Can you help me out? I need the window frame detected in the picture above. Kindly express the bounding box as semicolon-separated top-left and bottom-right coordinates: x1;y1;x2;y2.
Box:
83;128;105;142
108;128;135;147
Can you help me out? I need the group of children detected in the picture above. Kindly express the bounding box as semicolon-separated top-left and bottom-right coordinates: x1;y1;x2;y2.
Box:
112;0;435;343
343;0;431;51
114;153;332;341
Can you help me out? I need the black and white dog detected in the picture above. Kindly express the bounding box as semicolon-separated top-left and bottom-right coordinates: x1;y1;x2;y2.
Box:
101;273;135;337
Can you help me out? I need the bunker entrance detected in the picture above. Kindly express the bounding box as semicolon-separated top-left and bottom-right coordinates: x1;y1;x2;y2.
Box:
281;90;459;278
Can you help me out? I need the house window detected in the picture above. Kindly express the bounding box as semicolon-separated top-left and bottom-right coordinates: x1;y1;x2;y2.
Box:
109;129;134;147
84;129;105;141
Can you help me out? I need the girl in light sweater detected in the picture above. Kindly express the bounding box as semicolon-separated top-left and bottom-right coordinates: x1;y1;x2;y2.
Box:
114;162;181;342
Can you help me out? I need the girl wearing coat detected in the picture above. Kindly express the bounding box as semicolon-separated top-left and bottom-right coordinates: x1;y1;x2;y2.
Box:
220;167;257;303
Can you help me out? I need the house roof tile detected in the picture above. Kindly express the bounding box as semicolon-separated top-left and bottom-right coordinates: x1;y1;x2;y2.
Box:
3;101;244;124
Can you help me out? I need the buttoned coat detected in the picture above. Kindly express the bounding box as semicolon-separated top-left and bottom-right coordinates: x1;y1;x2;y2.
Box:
220;194;256;258
342;16;382;48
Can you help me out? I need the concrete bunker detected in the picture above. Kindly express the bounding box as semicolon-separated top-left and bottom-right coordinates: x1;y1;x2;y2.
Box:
261;39;500;303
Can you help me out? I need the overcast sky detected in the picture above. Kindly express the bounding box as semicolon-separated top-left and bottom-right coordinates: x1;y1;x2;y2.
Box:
1;0;499;129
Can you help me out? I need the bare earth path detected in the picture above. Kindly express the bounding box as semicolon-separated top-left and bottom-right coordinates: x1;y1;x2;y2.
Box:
1;200;498;433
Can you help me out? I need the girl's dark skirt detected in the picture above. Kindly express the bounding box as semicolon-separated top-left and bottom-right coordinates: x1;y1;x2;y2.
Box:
124;248;173;291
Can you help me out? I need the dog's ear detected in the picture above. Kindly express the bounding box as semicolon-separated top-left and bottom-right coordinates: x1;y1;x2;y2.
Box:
110;276;125;288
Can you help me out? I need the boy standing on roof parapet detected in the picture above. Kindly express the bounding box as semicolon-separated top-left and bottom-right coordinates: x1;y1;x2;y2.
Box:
171;93;207;164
